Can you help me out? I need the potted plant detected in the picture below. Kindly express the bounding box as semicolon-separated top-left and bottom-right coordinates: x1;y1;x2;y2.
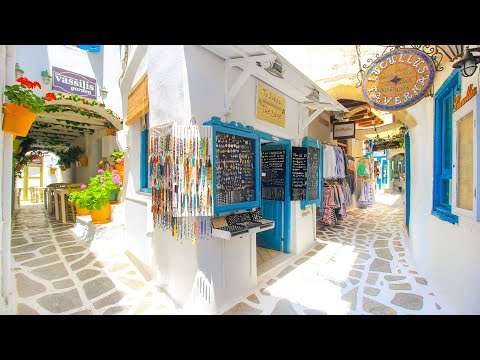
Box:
67;146;86;166
109;169;123;203
110;149;124;173
105;121;116;136
56;150;70;169
3;77;45;136
68;186;90;216
48;164;57;175
68;169;118;224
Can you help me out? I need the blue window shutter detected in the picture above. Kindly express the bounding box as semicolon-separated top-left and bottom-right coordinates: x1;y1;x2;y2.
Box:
77;45;101;52
140;114;151;193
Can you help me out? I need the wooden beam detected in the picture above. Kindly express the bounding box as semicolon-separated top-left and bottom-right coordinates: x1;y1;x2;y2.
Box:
38;112;106;126
35;117;104;130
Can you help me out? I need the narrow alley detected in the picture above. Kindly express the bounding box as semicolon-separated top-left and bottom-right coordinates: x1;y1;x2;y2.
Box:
224;194;448;315
11;204;176;315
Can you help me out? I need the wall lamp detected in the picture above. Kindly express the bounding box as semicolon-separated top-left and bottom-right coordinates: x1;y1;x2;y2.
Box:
264;60;284;79
452;46;480;77
99;86;108;100
41;70;52;85
15;63;24;79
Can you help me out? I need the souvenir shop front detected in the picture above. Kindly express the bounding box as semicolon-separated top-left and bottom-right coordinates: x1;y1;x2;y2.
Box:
120;45;346;313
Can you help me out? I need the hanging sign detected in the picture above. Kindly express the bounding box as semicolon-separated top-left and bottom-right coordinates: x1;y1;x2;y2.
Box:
362;48;435;111
52;66;97;100
453;84;478;112
256;83;286;128
333;120;356;139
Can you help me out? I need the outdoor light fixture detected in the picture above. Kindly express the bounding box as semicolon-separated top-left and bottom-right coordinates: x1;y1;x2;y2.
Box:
41;70;52;85
265;60;284;78
452;46;480;77
306;89;320;102
15;63;24;79
99;86;108;100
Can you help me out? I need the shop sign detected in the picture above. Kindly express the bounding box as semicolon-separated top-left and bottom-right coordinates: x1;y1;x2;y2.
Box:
52;66;97;100
256;83;286;128
453;84;477;112
333;120;356;140
362;48;435;111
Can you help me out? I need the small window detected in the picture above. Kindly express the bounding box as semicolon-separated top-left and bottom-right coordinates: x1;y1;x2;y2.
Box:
140;114;152;193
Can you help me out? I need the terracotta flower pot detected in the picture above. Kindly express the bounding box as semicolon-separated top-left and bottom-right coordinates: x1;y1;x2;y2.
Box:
75;203;90;216
90;203;111;224
109;188;120;204
60;165;66;171
15;164;23;171
106;128;116;136
49;168;56;175
2;103;37;137
114;163;124;172
78;156;88;166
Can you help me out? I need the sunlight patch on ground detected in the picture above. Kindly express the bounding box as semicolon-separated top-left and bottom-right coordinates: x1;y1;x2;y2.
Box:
264;243;358;314
375;192;402;206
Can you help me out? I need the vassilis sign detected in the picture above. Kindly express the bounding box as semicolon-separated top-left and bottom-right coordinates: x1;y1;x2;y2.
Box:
52;66;97;100
362;48;435;111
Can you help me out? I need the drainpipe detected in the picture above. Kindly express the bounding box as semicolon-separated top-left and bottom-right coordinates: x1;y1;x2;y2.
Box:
1;45;16;312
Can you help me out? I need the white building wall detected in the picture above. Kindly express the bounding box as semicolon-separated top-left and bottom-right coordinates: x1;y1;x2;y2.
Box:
408;63;480;314
121;45;322;312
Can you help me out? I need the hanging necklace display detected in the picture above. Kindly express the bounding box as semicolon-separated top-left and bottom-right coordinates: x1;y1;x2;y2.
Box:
150;124;213;243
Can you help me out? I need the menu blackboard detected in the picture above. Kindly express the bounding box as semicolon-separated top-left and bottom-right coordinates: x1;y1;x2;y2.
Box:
215;131;256;206
291;146;307;200
307;146;320;200
261;149;286;200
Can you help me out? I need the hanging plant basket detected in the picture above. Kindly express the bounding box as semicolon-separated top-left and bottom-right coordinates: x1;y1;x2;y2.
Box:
106;127;116;136
90;203;111;224
2;103;37;137
78;156;88;167
49;168;56;175
15;164;23;171
64;162;71;169
60;165;66;171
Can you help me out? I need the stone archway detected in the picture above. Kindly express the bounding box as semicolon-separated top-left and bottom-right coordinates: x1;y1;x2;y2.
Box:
326;84;418;129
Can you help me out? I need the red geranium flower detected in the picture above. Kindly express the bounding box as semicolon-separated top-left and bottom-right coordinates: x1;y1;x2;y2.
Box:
32;81;42;89
17;77;34;88
44;92;57;101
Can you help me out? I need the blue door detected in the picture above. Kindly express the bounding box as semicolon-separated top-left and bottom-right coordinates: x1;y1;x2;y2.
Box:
257;144;284;251
382;159;388;186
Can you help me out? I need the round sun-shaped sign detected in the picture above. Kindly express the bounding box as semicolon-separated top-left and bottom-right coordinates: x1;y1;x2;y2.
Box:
362;48;436;111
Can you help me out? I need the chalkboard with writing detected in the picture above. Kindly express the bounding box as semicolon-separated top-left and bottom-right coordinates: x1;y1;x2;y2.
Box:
261;149;286;200
291;146;307;201
215;131;256;206
307;146;320;200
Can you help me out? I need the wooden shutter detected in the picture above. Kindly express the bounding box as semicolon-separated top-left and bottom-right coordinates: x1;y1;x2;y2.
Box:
126;74;149;126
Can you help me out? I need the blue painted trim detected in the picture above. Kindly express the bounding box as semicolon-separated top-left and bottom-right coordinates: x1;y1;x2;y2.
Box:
432;69;461;223
140;114;149;193
301;137;322;210
210;122;261;216
405;133;411;231
77;45;101;52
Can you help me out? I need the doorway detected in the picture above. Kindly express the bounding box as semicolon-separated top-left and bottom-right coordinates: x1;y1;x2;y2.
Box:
17;164;43;201
256;135;291;270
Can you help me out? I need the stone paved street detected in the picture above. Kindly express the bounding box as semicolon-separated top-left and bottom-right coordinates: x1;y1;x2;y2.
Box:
11;204;177;315
224;194;451;315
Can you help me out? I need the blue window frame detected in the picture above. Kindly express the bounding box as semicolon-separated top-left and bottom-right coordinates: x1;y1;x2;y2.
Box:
77;45;101;52
140;114;151;194
432;69;461;224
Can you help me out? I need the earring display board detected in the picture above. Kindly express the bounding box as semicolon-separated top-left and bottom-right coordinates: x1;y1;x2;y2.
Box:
291;146;307;201
261;149;286;200
150;124;213;244
307;146;320;200
215;131;256;206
